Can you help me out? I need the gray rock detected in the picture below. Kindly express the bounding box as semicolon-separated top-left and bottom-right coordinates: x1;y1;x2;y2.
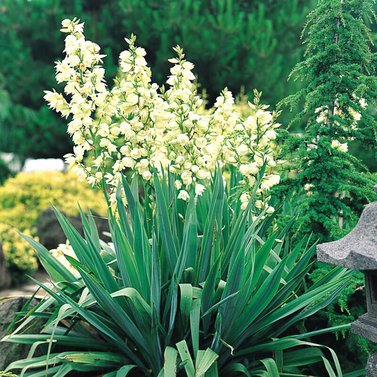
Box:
0;243;11;290
0;297;40;369
366;353;377;377
22;158;65;172
317;202;377;270
0;152;21;173
37;207;110;250
352;313;377;343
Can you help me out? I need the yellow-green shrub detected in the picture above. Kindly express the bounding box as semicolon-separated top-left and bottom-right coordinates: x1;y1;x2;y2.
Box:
0;224;38;276
0;171;107;277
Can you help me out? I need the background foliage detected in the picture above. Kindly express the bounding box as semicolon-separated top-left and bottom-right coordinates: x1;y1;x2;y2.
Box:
281;0;377;240
276;0;377;371
0;0;312;160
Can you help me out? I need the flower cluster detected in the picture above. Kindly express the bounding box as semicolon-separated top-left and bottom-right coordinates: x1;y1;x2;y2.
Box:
45;19;282;212
50;242;79;278
330;139;348;153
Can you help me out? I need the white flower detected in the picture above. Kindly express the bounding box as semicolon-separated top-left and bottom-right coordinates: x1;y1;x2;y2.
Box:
338;143;348;153
130;148;142;159
142;171;152;180
73;145;85;162
177;134;190;145
268;174;280;186
50;242;80;278
359;98;367;109
135;47;146;57
256;109;273;124
237;144;249;156
304;183;314;191
265;129;277;140
98;123;110;137
261;174;280;190
195;184;205;196
350;108;361;122
255;200;263;209
331;140;348;153
266;206;275;214
127;93;139;106
240;193;249;204
178;190;190;201
241;201;249;210
181;170;193;185
196;169;209;180
239;163;259;176
61;19;71;29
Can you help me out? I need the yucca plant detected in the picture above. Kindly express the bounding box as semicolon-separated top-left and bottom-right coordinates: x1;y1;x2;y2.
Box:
2;169;350;376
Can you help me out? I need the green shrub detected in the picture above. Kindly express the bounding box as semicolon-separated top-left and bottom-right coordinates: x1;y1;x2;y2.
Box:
270;187;376;374
0;224;38;278
2;172;350;376
0;0;115;159
280;0;377;241
0;171;106;278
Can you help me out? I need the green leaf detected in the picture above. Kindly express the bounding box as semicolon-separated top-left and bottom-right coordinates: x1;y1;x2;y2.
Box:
20;234;76;283
154;171;179;274
116;365;137;377
196;167;224;283
75;267;148;353
179;283;193;322
260;358;279;377
190;298;201;359
176;340;195;377
163;347;178;377
195;348;218;377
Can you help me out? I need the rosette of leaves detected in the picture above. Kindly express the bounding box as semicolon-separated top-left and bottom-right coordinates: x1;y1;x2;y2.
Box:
2;170;350;376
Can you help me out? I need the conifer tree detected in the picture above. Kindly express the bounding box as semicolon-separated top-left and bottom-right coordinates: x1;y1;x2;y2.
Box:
282;0;377;240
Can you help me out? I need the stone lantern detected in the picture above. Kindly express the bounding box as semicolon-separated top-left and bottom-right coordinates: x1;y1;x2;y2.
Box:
317;201;377;376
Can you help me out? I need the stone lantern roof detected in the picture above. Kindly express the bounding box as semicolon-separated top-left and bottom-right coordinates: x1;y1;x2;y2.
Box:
317;202;377;270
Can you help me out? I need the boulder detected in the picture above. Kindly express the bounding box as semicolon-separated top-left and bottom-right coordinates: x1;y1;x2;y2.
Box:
37;208;110;250
0;297;41;369
367;353;377;377
0;243;11;290
22;158;65;172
